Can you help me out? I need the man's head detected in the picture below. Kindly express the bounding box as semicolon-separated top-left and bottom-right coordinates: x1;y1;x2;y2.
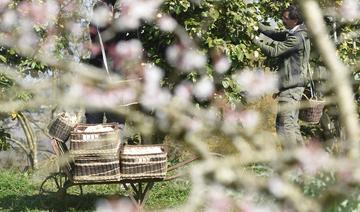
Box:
282;5;303;29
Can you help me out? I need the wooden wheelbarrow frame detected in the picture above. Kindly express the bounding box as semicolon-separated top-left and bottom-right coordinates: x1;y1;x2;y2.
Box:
39;139;198;210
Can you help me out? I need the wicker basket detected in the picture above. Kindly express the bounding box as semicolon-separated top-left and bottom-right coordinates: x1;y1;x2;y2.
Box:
48;113;76;142
120;145;167;180
299;99;325;124
72;155;121;183
70;123;122;156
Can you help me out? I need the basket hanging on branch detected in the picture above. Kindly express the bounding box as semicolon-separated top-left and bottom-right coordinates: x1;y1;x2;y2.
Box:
299;81;325;124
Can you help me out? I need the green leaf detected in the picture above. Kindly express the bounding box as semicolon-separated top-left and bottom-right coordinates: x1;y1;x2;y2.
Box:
0;55;7;63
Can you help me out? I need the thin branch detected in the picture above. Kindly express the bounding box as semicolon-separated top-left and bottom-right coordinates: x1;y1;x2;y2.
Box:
6;137;30;155
300;0;360;158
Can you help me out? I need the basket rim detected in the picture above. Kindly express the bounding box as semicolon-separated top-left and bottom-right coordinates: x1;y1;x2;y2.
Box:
71;126;120;135
120;145;167;156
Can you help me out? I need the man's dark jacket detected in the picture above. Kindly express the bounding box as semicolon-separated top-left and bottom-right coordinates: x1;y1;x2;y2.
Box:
255;24;311;90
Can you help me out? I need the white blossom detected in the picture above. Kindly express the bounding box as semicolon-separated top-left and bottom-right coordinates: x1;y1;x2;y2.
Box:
182;49;207;71
166;44;182;66
143;64;163;93
214;56;231;74
166;45;207;72
141;88;171;110
67;83;137;108
1;10;17;30
91;5;112;27
157;15;177;32
222;110;260;134
174;83;192;103
234;69;278;100
115;0;163;30
340;0;360;20
115;39;143;61
268;177;287;198
193;76;214;100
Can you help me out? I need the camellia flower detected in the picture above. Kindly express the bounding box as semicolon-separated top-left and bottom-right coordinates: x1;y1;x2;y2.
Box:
234;69;278;100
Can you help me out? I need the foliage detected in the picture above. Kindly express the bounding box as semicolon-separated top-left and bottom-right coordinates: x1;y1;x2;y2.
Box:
0;128;10;151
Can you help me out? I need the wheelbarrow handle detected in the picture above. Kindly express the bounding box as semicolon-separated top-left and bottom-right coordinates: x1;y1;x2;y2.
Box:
167;156;199;172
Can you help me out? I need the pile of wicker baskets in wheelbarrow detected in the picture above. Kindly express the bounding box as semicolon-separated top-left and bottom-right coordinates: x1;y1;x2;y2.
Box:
48;114;168;182
44;113;171;208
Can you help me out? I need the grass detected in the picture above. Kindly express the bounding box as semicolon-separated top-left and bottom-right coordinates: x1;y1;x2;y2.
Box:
0;169;191;211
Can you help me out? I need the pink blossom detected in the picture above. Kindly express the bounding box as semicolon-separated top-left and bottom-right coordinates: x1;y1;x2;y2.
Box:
205;185;233;212
96;198;136;212
0;0;11;11
296;142;331;175
17;0;59;26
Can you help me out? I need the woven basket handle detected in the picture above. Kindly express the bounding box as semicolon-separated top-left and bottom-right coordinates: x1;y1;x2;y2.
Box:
300;33;317;100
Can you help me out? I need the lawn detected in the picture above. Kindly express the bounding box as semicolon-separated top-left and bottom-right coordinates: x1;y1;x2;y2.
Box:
0;169;191;211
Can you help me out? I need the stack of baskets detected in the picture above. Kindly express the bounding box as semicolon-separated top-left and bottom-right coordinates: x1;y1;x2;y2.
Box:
70;123;122;183
48;117;168;182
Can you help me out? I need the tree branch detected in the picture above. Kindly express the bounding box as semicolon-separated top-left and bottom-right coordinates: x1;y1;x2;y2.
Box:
300;0;360;158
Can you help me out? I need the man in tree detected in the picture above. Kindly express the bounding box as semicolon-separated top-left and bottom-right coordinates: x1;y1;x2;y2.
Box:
253;5;311;146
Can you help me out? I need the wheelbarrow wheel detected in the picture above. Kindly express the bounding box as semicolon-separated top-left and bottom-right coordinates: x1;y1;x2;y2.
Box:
39;172;83;208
